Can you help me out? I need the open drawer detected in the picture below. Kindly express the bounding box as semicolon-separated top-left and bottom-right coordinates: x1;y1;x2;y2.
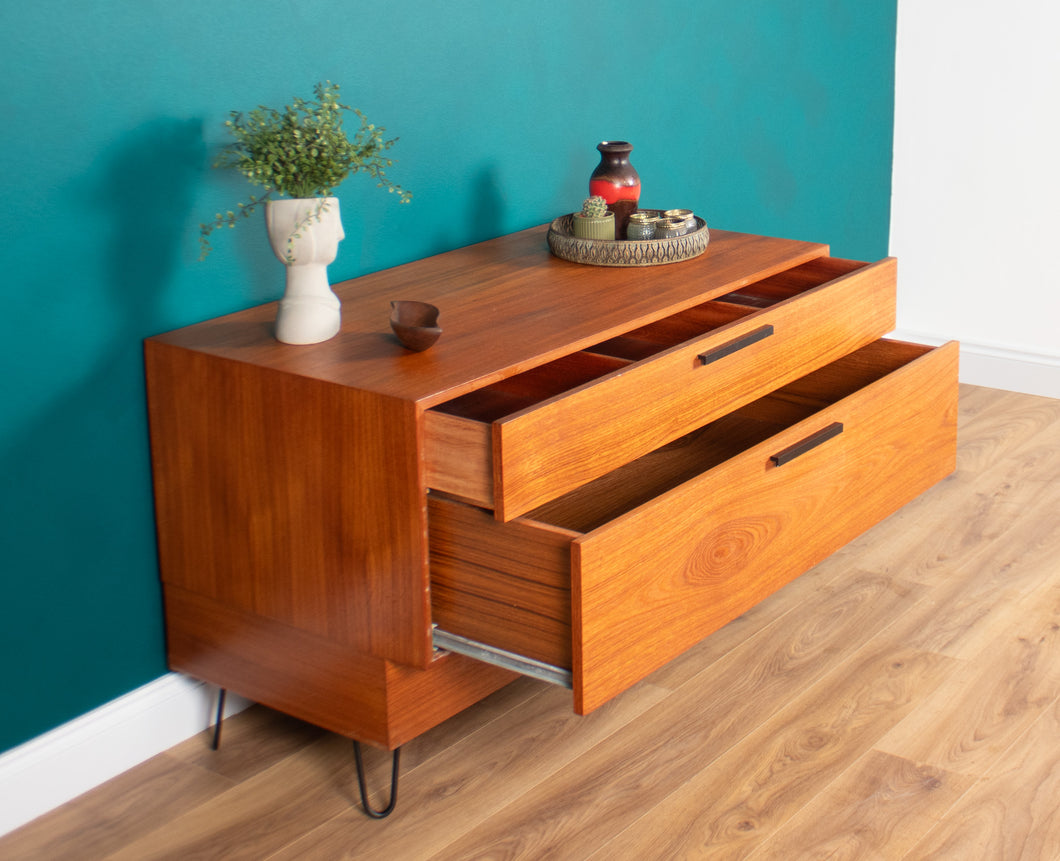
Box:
425;255;897;520
429;338;959;714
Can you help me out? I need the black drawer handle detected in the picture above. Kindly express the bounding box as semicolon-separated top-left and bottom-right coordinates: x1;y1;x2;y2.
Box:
770;422;844;467
698;324;774;366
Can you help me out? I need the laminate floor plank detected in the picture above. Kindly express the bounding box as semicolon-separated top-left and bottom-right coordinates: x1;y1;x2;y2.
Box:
0;753;235;861
892;474;1059;663
168;700;328;783
828;389;1059;593
103;732;370;861
875;571;1060;777
104;676;551;861
586;642;957;859
745;749;976;861
904;699;1060;860
266;678;668;861
1;385;1057;861
828;403;1060;665
426;569;923;861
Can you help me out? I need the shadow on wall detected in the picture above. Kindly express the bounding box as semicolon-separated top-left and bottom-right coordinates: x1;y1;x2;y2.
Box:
92;116;207;329
0;117;206;751
468;166;506;244
425;165;507;258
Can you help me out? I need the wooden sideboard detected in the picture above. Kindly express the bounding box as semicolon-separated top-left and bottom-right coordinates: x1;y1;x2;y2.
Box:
145;225;958;751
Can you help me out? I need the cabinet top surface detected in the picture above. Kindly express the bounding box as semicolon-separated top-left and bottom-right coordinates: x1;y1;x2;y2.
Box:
149;225;828;407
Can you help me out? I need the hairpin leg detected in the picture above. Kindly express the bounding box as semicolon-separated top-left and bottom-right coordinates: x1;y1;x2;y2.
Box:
353;740;401;819
211;688;227;751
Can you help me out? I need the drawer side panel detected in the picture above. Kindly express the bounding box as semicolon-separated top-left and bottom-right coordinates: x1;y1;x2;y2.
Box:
429;497;574;667
424;411;494;507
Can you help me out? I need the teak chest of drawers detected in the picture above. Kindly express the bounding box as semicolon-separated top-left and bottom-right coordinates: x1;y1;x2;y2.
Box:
145;225;958;753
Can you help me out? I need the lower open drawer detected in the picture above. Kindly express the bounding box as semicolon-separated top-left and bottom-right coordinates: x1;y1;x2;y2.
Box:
429;338;959;714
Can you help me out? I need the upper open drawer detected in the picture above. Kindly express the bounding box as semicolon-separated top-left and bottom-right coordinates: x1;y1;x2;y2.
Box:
424;255;896;520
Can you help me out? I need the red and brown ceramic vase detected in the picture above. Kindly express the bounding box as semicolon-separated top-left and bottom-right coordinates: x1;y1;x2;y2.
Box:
589;141;641;239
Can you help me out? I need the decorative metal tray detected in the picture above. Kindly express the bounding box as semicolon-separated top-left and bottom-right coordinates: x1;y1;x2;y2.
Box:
547;213;710;267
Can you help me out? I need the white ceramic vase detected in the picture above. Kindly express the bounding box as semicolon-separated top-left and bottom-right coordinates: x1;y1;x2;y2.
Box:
265;197;344;345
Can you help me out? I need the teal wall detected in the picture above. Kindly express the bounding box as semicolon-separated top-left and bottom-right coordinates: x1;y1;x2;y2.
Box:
0;1;896;753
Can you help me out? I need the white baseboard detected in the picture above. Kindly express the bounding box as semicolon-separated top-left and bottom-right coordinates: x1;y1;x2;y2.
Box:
890;330;1060;400
0;674;250;837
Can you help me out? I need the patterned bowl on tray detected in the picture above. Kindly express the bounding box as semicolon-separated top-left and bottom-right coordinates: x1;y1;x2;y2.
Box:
547;212;709;267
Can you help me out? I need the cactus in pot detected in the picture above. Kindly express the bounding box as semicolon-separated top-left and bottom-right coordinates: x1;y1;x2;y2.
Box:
571;195;615;240
581;195;609;218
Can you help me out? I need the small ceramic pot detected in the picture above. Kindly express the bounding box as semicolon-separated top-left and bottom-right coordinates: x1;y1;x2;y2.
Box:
571;211;616;240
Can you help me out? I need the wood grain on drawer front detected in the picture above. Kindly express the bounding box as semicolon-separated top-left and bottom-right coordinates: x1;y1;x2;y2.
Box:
572;339;958;713
427;256;897;521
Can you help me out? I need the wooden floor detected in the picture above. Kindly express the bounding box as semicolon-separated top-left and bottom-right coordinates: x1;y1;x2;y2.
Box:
3;383;1058;860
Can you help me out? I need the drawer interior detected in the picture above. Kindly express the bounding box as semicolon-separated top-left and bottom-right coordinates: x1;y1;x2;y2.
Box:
710;256;867;309
430;256;873;424
522;338;932;534
429;351;630;424
587;257;870;361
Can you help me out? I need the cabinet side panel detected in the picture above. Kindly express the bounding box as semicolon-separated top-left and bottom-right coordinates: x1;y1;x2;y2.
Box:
145;341;430;667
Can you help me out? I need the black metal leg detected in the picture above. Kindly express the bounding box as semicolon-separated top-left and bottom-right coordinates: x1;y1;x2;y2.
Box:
353;740;401;819
211;688;227;751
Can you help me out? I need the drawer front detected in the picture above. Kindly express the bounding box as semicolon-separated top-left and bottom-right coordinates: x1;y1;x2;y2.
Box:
572;339;957;713
428;256;897;521
496;257;897;520
430;339;958;715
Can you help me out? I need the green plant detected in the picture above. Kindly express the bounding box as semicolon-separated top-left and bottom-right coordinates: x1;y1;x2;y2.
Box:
199;81;411;260
579;195;610;219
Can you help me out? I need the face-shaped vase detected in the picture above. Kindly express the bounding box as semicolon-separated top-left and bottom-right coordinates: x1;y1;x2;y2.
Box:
265;197;345;267
265;197;345;345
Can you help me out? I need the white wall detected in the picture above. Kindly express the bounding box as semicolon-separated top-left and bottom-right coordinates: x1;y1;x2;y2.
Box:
891;0;1060;398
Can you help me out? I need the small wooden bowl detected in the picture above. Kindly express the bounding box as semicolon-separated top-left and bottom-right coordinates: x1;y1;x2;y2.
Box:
390;300;442;351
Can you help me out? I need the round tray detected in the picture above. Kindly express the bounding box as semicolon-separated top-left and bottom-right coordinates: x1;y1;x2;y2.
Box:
547;213;710;267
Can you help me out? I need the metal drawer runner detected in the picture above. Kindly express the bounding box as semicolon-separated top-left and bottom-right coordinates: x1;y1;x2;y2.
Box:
432;627;573;689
